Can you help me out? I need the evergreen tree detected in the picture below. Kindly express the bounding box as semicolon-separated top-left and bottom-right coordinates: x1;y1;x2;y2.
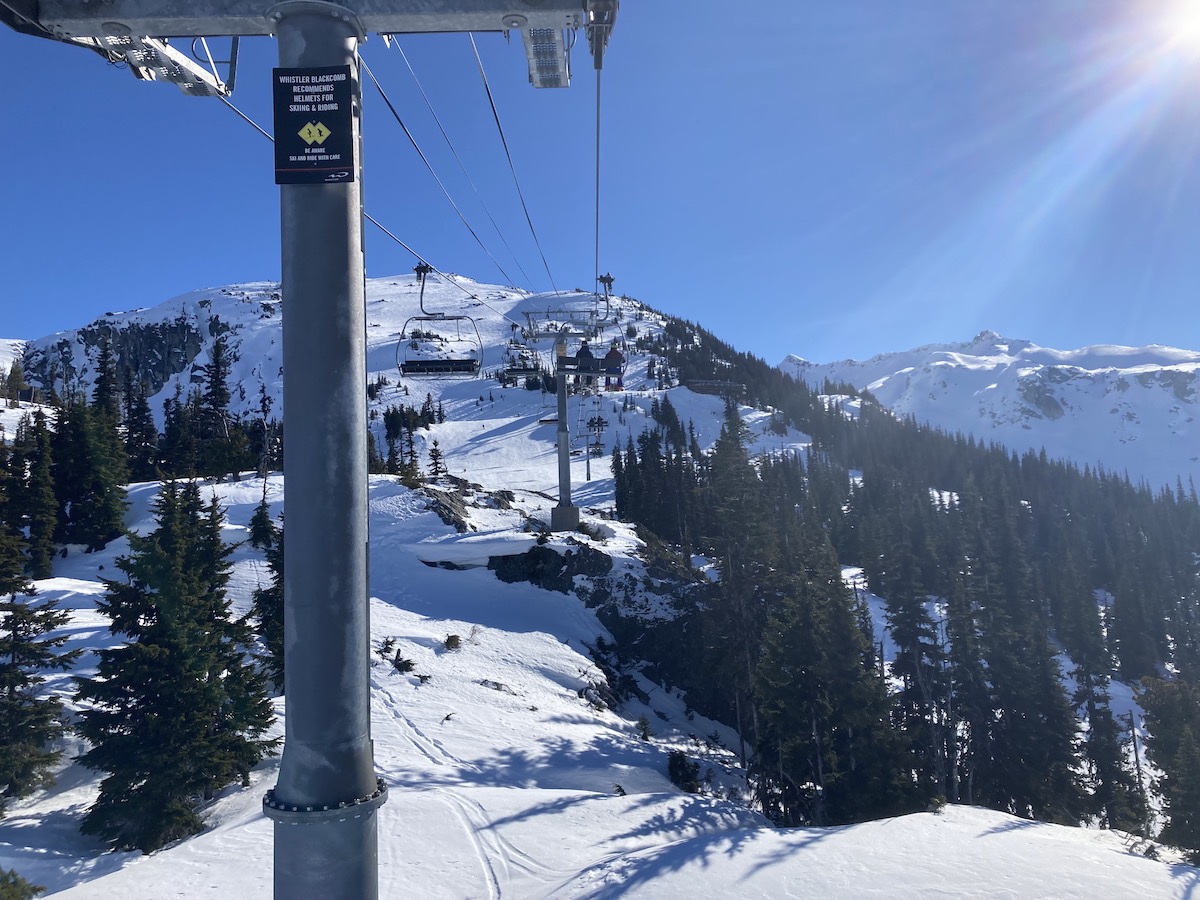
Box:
22;414;57;580
76;482;278;852
1159;725;1200;863
91;338;121;423
1066;558;1146;831
51;401;127;552
196;336;249;479
1141;678;1200;860
250;517;285;691
754;520;911;825
699;403;772;760
0;868;43;900
611;446;627;518
121;372;160;483
4;360;27;405
428;440;445;479
160;387;198;478
881;533;948;803
0;488;79;815
248;486;275;551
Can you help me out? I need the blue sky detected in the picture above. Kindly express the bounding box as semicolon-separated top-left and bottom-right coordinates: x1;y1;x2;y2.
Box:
4;1;1200;365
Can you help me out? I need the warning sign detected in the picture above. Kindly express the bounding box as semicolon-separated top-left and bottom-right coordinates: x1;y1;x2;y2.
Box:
298;122;332;145
273;65;355;185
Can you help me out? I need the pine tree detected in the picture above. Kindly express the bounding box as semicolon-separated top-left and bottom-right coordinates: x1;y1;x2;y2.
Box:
881;533;949;803
22;414;57;580
5;360;28;405
1066;559;1146;831
250;517;285;691
196;336;249;479
754;520;911;826
0;868;43;899
248;485;275;551
189;487;278;790
1141;678;1200;860
76;482;278;852
428;440;445;479
1159;725;1200;863
611;447;627;518
0;479;79;815
51;401;127;552
91;338;121;423
160;387;198;478
121;372;160;483
700;403;772;761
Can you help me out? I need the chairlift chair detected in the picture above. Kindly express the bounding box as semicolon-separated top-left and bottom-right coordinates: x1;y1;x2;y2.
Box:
501;339;545;379
396;263;484;377
566;336;627;391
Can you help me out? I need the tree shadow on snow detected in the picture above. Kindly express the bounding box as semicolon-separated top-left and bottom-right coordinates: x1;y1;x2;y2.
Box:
980;815;1044;836
1172;861;1200;900
567;828;764;899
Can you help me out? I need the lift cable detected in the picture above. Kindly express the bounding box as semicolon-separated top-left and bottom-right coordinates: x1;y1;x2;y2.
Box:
361;58;521;289
219;95;273;141
468;34;560;296
218;84;559;338
387;38;537;289
594;67;603;297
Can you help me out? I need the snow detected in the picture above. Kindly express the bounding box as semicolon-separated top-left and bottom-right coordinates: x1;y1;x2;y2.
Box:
0;285;1195;896
0;338;35;441
0;339;22;375
783;331;1200;489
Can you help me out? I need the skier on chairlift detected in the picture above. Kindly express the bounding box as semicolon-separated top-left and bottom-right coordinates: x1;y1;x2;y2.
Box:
576;340;595;388
603;342;625;391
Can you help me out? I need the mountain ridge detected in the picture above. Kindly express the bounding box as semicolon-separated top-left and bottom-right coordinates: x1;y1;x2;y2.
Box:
781;330;1200;488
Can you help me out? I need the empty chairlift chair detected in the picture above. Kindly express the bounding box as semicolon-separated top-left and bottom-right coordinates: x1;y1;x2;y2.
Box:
396;263;484;377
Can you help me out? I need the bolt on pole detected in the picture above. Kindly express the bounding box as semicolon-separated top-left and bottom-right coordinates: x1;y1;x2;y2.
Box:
262;4;386;899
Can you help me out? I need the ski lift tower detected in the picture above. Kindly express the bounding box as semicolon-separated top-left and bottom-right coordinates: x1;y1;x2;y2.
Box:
3;3;618;899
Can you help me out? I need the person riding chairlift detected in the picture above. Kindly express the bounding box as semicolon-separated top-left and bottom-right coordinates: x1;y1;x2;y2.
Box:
603;343;625;391
576;340;595;388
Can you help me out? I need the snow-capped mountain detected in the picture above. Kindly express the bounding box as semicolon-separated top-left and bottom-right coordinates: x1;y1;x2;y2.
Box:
1;285;1194;896
0;339;23;375
782;330;1200;490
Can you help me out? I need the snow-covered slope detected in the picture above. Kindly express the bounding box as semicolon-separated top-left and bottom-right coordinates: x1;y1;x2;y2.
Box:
1;286;1195;896
1;476;1190;899
0;339;22;375
14;276;807;491
782;330;1200;489
0;339;30;441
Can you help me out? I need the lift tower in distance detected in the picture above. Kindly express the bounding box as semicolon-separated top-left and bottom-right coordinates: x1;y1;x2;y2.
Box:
2;3;619;899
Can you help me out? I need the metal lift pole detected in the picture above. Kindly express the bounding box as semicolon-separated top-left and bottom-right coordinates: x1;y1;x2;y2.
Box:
552;334;580;531
262;4;386;899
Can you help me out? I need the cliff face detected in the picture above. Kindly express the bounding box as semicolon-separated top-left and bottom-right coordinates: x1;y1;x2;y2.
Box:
25;316;206;400
21;283;282;416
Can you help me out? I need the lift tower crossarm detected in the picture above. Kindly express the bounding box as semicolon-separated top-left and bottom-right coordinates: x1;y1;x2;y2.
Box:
34;0;585;38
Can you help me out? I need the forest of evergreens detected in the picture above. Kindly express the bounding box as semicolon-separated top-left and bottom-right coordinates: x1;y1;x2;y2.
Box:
610;310;1200;857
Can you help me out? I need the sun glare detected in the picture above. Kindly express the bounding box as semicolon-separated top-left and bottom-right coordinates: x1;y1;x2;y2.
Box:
1160;0;1200;54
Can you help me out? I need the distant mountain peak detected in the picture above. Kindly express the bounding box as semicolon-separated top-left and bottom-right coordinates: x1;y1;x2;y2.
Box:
781;333;1200;488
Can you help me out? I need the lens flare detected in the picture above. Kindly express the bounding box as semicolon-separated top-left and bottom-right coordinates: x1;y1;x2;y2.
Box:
1160;0;1200;55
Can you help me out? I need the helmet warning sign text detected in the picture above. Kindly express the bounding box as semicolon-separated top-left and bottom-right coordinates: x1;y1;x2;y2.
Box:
273;66;355;184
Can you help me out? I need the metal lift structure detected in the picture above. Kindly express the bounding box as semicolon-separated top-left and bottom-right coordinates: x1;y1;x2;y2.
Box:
2;3;619;900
